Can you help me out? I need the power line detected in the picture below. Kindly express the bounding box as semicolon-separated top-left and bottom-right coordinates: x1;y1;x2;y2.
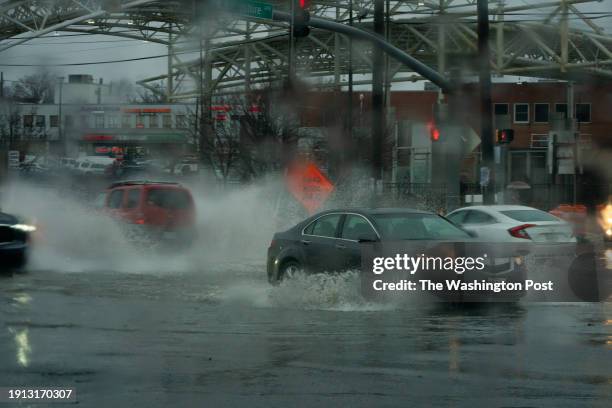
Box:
0;33;288;67
6;41;161;60
13;39;140;45
5;29;146;40
0;53;170;67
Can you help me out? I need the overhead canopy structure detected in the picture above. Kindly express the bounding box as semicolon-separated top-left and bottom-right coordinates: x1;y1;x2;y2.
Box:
1;0;612;99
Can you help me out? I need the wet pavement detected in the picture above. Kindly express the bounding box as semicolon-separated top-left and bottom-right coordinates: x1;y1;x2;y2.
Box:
0;266;610;407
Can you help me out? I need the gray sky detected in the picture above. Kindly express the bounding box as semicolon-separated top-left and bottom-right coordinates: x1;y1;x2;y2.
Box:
1;0;611;88
0;35;168;85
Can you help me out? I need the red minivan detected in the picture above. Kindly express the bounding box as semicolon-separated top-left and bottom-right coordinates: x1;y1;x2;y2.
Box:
98;181;196;245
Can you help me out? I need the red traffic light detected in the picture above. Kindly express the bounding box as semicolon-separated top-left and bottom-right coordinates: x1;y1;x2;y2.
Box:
292;5;310;37
496;129;514;144
428;121;440;141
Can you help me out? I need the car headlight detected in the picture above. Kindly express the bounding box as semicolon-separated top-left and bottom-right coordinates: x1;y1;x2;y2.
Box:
12;224;37;233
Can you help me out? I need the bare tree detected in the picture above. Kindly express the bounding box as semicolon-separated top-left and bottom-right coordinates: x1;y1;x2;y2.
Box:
185;87;300;182
233;89;299;179
184;103;241;183
133;83;166;104
11;70;55;104
0;99;21;149
109;78;137;103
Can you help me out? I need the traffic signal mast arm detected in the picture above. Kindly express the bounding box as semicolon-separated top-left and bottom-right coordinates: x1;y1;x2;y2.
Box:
271;10;453;93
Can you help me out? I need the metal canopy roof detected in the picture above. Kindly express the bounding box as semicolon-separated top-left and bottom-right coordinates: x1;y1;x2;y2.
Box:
1;0;612;99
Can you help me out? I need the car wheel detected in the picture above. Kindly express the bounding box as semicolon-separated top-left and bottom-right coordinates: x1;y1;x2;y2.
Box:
278;259;302;282
0;251;27;274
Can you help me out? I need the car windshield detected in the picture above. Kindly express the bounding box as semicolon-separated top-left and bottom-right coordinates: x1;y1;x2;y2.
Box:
501;210;559;222
372;213;471;240
146;189;192;210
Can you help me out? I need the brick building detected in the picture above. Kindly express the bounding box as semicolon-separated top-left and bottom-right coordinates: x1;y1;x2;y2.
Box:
297;80;611;207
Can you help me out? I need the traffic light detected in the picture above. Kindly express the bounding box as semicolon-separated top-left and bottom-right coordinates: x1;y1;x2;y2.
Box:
496;128;514;144
292;0;310;37
428;121;441;142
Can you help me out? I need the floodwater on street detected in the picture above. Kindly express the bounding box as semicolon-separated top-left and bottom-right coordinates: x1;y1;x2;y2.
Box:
1;264;610;407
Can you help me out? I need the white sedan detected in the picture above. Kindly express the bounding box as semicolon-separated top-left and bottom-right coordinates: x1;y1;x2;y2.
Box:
446;205;576;243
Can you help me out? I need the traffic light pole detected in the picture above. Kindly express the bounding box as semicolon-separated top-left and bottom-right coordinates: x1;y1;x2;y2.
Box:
477;0;495;204
348;0;353;144
372;0;384;183
288;0;295;83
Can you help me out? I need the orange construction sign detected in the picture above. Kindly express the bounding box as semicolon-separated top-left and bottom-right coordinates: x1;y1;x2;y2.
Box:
286;162;334;214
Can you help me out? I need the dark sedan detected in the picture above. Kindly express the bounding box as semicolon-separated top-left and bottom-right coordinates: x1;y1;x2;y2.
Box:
0;211;34;272
267;208;484;283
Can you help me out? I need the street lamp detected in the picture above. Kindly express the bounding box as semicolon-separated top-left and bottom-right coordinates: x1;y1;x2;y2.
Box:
57;76;65;156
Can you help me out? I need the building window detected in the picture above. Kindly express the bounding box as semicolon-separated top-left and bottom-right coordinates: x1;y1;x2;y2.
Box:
162;114;172;128
121;115;131;128
136;115;145;128
494;103;509;115
176;114;187;129
94;114;105;128
50;115;59;128
575;103;591;123
555;103;567;118
514;103;529;123
534;103;549;123
149;115;159;128
108;115;119;128
23;115;33;128
530;134;549;149
35;115;45;128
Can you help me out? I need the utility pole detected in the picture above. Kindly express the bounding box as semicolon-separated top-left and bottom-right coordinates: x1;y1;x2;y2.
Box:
384;0;391;108
347;0;353;143
567;81;577;205
477;0;494;204
288;0;296;84
372;0;384;186
57;76;65;156
167;21;173;102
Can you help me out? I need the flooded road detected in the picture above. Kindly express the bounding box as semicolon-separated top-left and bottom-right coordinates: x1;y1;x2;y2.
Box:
1;266;610;407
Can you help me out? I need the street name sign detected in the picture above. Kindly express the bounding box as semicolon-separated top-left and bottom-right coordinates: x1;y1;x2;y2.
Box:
222;0;273;20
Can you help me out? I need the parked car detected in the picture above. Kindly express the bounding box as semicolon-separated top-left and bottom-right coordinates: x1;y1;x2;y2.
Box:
60;157;78;169
19;162;48;174
267;208;526;288
96;180;196;246
0;211;35;272
446;205;576;243
75;157;116;175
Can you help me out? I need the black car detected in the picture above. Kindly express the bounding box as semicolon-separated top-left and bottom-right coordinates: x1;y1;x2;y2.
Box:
0;211;34;272
267;208;526;286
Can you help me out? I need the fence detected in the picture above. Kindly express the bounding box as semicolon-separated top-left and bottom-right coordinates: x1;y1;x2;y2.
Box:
383;182;583;212
384;183;447;212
